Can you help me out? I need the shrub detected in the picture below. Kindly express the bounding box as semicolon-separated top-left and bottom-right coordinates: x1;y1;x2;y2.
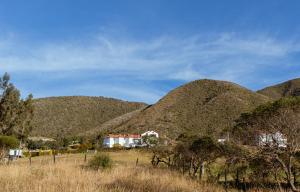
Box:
0;135;19;149
27;140;43;150
27;140;59;150
88;153;113;170
79;142;93;151
112;143;123;149
142;135;158;147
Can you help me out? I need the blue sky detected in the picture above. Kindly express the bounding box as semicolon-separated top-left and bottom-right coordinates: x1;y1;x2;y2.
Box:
0;0;300;103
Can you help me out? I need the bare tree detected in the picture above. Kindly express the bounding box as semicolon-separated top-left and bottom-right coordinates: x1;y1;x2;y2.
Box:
234;97;300;191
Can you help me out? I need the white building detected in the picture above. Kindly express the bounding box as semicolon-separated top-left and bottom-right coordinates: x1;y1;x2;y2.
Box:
141;131;159;138
217;138;226;144
103;134;142;148
257;131;287;148
9;149;23;158
103;131;159;148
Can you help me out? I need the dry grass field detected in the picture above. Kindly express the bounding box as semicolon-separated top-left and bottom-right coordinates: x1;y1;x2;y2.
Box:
0;150;277;192
0;150;220;192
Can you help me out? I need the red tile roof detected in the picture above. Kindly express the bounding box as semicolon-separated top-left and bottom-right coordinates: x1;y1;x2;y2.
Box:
106;134;141;139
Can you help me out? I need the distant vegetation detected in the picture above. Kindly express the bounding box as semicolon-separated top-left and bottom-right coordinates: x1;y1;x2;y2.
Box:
102;79;270;139
32;96;146;138
233;97;300;191
258;78;300;100
84;107;146;137
30;78;300;142
151;97;300;191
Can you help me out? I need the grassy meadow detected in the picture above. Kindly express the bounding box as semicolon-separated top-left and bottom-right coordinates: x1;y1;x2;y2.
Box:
0;150;279;192
0;150;217;192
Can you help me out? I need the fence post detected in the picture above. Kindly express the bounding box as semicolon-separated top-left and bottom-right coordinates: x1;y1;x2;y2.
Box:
224;168;228;192
199;162;204;180
84;153;87;162
136;158;139;167
235;169;240;189
29;154;32;166
242;177;247;192
53;151;56;164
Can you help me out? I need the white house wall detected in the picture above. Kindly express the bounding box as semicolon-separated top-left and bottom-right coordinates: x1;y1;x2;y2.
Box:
258;132;287;148
103;138;113;148
9;149;22;157
104;137;141;148
124;138;134;147
118;138;126;146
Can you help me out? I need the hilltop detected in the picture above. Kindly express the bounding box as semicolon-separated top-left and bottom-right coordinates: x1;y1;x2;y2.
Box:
96;79;271;139
257;78;300;100
31;96;147;138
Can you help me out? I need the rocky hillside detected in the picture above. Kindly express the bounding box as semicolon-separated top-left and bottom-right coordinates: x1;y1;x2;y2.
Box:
32;96;147;138
97;79;271;139
257;78;300;100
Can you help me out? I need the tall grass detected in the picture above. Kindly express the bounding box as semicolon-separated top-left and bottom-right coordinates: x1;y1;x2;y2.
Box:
0;159;220;192
0;152;280;192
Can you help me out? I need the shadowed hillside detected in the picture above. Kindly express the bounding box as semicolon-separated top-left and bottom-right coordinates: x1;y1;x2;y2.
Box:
99;79;271;139
82;107;148;137
32;96;147;138
257;78;300;100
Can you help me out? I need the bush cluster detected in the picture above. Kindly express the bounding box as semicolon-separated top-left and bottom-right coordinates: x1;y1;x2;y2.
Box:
88;153;113;170
0;135;19;149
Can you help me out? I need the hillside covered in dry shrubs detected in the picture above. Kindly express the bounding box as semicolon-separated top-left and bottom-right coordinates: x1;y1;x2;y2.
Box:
31;96;147;138
99;79;271;139
258;78;300;100
32;78;300;140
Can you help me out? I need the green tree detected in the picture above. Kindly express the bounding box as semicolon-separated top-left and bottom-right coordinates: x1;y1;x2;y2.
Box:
0;72;12;91
142;135;158;147
0;135;19;159
0;73;34;144
189;136;223;180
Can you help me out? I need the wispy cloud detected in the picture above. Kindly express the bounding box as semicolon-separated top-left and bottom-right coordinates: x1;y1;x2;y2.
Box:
1;32;300;103
1;33;298;73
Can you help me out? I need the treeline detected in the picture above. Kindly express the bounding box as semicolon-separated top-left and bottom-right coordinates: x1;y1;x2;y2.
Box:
152;97;300;192
27;136;98;151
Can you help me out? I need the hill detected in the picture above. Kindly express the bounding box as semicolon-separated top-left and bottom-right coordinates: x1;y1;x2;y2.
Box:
257;78;300;100
31;96;147;138
96;79;271;139
82;107;148;137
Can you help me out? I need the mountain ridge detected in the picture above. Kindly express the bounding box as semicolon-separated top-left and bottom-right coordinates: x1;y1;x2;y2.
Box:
33;77;300;139
94;79;271;139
